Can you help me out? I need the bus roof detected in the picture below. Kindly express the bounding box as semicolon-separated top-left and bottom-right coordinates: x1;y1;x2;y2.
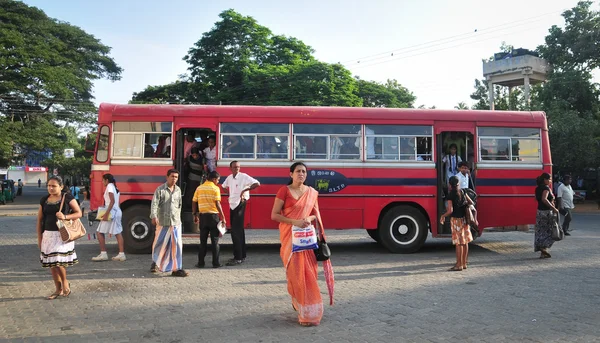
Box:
99;103;547;124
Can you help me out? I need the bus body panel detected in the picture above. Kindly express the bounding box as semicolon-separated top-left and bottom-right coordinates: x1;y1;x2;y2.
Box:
89;103;550;253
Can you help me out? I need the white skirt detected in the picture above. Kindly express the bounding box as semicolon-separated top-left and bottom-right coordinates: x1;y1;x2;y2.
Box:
40;231;78;268
97;207;123;235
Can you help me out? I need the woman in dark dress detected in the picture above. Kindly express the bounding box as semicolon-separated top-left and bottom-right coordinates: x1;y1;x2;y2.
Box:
534;173;559;258
36;176;82;299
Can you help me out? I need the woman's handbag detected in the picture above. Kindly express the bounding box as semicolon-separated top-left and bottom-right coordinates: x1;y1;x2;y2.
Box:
57;194;87;243
313;218;331;261
551;213;564;241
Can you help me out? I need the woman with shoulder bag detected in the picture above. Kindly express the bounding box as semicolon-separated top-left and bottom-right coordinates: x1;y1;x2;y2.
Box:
37;176;82;300
534;173;560;258
440;176;474;271
270;162;334;327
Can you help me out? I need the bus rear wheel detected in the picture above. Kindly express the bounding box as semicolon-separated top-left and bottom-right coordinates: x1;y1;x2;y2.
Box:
122;204;154;254
379;205;428;253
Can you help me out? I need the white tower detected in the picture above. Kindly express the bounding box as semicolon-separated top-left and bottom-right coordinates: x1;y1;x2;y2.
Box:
482;51;549;110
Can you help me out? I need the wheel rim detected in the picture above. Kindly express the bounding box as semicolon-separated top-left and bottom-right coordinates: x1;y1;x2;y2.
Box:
389;215;419;245
131;221;149;240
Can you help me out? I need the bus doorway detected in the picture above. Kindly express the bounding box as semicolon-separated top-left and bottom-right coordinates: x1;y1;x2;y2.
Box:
175;128;216;234
436;131;476;235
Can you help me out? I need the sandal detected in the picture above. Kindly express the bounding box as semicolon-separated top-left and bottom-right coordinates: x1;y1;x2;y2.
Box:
299;322;318;327
47;292;62;300
448;266;463;271
150;263;159;273
62;282;71;297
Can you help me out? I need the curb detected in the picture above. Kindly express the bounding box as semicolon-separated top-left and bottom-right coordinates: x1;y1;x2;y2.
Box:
0;213;37;217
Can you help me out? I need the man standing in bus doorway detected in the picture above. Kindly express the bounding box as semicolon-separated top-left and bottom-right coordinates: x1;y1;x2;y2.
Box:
443;144;462;181
149;169;189;277
556;175;575;236
222;161;260;266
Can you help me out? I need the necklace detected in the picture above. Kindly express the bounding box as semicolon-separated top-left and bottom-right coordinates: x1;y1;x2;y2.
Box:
290;185;305;199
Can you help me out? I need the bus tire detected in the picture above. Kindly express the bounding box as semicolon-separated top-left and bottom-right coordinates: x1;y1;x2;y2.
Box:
379;205;428;253
122;205;154;254
366;229;381;242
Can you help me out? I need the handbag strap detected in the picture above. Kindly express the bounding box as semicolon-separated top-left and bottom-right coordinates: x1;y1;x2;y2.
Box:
58;193;66;214
314;208;326;243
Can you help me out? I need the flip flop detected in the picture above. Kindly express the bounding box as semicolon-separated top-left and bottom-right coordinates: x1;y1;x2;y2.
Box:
62;282;71;297
47;292;61;300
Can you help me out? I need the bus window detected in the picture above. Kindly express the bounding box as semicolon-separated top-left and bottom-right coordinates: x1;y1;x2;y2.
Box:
96;126;109;163
293;124;360;160
221;123;289;159
478;127;541;162
366;125;433;161
112;122;173;159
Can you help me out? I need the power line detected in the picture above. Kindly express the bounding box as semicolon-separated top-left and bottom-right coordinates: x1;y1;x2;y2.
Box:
346;21;552;70
341;10;562;66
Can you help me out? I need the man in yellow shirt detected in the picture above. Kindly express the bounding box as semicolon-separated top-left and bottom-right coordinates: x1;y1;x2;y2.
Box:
192;171;226;268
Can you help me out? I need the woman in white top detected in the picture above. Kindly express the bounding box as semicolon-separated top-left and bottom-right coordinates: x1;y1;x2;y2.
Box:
203;137;217;173
92;174;126;262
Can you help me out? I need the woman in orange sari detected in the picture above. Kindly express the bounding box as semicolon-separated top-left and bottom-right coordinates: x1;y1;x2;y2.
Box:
271;162;334;327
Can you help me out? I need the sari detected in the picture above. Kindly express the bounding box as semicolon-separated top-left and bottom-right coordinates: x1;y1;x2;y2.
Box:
276;186;334;326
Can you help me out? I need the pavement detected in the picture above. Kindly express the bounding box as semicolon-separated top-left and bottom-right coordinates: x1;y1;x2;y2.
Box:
0;212;599;342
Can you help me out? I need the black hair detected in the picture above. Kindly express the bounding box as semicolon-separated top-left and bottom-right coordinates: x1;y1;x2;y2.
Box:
167;169;179;176
458;161;469;168
190;147;200;155
536;172;551;187
102;173;120;194
208;171;220;180
449;144;457;150
47;175;64;187
229;160;239;167
563;174;572;181
287;162;307;185
448;175;462;201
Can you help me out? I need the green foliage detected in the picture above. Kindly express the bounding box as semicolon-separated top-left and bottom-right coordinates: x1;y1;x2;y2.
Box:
538;1;600;72
133;9;414;109
469;79;527;111
357;79;415;108
0;1;122;168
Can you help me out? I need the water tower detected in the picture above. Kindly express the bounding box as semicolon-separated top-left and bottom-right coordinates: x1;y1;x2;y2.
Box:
482;49;549;110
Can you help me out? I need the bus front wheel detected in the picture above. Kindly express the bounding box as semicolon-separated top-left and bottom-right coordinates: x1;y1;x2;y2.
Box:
122;205;154;254
379;206;428;253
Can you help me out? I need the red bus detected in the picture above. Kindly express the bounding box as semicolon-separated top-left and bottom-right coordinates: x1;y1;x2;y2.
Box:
88;104;551;253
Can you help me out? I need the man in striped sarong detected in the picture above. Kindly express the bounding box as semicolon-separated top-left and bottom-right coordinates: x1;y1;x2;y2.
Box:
150;169;189;277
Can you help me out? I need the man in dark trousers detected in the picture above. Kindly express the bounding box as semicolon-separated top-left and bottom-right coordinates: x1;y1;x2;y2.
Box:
556;175;575;236
222;161;260;266
193;171;226;268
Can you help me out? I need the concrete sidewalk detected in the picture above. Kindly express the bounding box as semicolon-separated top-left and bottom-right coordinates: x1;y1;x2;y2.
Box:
0;186;47;217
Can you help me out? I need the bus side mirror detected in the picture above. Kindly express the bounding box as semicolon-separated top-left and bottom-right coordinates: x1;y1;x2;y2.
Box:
84;132;98;153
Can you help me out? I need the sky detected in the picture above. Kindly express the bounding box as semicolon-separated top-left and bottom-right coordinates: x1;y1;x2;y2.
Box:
24;0;583;109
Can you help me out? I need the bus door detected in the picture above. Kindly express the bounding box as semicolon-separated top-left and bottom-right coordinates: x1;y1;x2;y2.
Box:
435;125;476;235
174;119;218;234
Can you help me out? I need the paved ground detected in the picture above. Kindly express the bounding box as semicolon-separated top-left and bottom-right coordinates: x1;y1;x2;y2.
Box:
0;212;599;342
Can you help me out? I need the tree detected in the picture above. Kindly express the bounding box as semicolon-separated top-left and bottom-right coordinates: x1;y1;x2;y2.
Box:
0;1;122;166
454;102;469;110
357;79;415;108
134;10;415;109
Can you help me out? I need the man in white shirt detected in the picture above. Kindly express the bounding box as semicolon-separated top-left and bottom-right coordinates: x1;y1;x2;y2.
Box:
556;175;575;236
222;161;260;266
